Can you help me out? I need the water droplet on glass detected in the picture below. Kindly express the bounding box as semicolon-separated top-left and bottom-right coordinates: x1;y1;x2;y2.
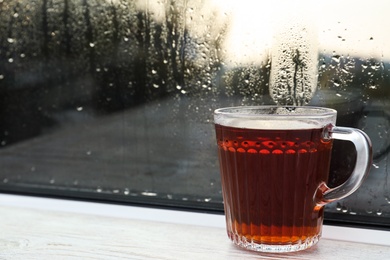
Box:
89;42;95;47
31;166;36;172
376;209;383;216
76;106;83;111
204;198;212;202
372;163;379;169
151;69;157;74
331;55;340;63
167;194;173;199
0;75;4;80
49;179;55;184
96;187;102;193
181;89;187;94
336;202;342;211
8;58;14;63
141;191;157;196
153;84;159;88
113;189;120;194
341;206;348;213
86;151;92;155
3;178;8;183
124;189;130;195
7;38;15;43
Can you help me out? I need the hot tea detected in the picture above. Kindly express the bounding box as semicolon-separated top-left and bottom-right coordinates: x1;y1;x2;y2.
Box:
215;124;333;249
214;106;371;252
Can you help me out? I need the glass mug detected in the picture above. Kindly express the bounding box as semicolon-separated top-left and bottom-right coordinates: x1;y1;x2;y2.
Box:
214;106;372;253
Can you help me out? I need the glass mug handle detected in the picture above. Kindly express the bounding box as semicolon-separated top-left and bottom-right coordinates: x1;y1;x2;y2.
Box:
317;124;373;206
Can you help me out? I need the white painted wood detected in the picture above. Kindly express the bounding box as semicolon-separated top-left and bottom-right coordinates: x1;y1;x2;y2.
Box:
2;194;390;247
1;204;390;259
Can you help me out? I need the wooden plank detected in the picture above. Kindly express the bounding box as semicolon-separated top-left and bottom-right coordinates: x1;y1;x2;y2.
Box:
1;205;389;260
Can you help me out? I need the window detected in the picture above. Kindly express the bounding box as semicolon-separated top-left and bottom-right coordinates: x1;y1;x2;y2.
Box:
0;0;389;228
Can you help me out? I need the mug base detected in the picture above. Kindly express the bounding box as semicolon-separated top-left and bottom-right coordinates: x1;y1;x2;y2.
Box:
228;232;320;253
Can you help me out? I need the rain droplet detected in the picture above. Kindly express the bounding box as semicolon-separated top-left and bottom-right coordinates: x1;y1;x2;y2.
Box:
331;55;340;63
376;209;383;216
372;163;379;169
153;84;159;88
141;191;157;196
96;187;102;192
49;179;55;184
7;38;15;43
204;198;212;202
123;189;130;195
0;75;4;80
8;58;14;63
3;178;8;183
151;69;157;74
89;42;95;47
31;166;36;172
76;106;83;111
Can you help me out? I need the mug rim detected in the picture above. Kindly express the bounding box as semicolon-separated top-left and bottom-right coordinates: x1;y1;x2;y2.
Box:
214;106;337;118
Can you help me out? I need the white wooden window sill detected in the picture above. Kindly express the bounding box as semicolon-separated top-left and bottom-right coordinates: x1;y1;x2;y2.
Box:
1;194;390;259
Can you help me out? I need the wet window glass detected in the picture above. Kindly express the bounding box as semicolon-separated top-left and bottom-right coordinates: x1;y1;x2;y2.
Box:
0;0;389;227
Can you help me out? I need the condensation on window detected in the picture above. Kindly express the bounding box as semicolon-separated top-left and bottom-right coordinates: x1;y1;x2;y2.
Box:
0;0;389;225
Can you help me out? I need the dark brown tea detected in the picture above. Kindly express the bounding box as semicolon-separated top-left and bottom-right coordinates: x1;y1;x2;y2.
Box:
215;124;333;248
